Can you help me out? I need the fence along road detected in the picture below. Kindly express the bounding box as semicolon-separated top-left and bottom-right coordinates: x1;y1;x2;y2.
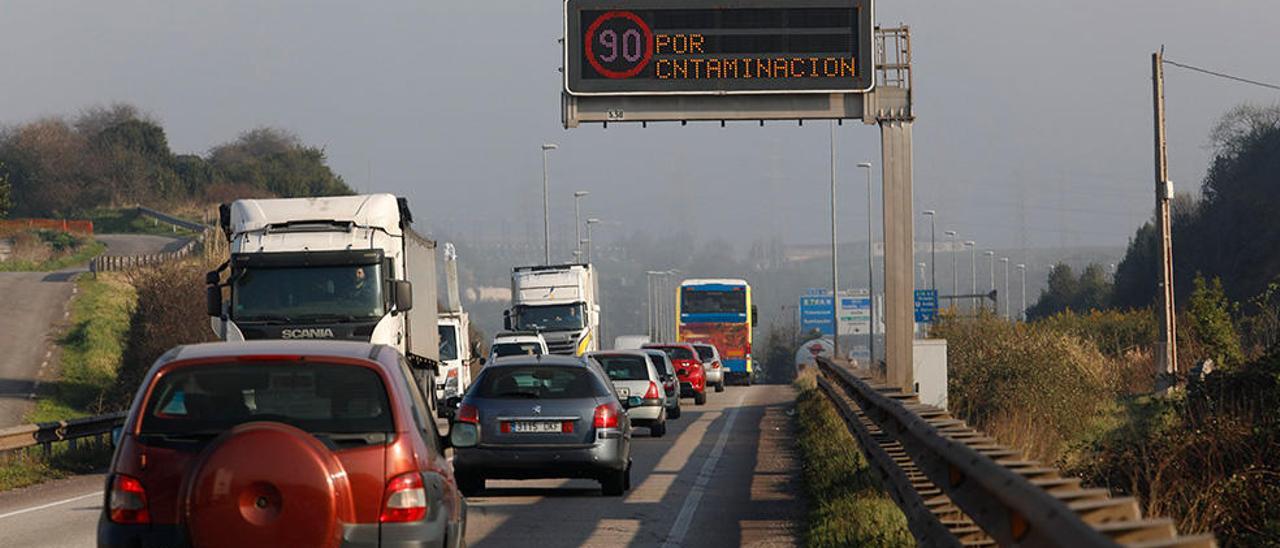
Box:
814;357;1216;547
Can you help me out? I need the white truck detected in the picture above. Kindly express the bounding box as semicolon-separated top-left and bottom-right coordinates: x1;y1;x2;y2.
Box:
206;194;440;399
504;264;600;356
436;242;472;414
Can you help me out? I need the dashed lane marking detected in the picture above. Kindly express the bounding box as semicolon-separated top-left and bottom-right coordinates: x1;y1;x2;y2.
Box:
660;391;747;548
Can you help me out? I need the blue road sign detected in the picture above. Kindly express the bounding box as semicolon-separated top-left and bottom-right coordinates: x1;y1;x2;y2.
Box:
800;294;835;335
914;289;939;323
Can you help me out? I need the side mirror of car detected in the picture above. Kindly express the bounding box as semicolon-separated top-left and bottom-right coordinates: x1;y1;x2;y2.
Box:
206;286;222;317
393;280;413;311
478;357;487;367
449;423;479;449
110;425;123;448
502;310;512;331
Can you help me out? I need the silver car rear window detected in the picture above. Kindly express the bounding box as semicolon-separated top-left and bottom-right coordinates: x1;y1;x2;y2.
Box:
594;355;650;381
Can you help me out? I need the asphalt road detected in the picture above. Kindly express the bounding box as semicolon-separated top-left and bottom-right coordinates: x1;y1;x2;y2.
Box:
0;384;802;548
0;235;186;427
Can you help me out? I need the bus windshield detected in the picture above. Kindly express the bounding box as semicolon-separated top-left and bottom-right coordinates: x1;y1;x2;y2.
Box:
680;288;746;315
232;264;384;323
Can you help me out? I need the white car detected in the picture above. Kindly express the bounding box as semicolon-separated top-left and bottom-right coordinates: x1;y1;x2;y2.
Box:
488;331;549;364
588;350;668;437
612;334;651;350
692;343;726;392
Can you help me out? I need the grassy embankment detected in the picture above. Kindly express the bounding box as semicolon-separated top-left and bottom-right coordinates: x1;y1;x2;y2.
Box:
0;229;106;272
0;274;136;491
794;370;913;547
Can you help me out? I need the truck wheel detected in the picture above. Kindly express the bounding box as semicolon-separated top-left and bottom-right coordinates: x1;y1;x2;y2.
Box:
694;391;707;406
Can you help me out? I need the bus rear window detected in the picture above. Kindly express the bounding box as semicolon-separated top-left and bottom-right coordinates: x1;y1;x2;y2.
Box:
680;288;746;314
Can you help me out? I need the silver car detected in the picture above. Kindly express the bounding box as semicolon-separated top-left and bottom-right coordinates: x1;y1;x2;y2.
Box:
450;355;633;496
642;349;682;419
692;343;726;392
588;351;668;437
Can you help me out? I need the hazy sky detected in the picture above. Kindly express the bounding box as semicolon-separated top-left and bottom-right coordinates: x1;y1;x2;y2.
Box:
3;1;1278;255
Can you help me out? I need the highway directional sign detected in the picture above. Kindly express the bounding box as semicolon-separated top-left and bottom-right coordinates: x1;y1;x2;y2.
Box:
799;293;835;335
565;0;874;96
914;289;938;323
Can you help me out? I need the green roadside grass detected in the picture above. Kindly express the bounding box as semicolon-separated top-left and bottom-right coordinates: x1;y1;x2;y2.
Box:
87;208;197;237
0;240;106;272
0;274;136;491
794;371;913;548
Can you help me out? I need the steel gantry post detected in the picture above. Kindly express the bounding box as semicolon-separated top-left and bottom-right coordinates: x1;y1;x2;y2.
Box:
965;241;976;311
830;122;841;359
1017;264;1027;321
945;230;958;307
1001;258;1010;320
922;210;936;292
573;191;589;261
881;121;916;393
985;251;996;312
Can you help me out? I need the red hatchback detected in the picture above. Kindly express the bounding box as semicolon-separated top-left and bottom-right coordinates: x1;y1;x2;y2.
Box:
98;341;466;548
642;343;707;406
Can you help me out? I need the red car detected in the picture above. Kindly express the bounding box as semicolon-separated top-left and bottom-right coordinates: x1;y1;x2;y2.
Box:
642;343;707;406
98;341;467;548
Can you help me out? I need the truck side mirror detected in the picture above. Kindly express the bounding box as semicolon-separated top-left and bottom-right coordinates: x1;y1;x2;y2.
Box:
503;310;512;331
206;286;222;317
205;271;220;285
394;280;413;311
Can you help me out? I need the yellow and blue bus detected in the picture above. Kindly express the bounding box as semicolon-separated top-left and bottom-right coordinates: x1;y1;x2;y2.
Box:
677;278;757;385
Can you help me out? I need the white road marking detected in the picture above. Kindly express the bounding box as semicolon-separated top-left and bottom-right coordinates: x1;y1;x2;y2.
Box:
661;391;747;548
0;492;99;520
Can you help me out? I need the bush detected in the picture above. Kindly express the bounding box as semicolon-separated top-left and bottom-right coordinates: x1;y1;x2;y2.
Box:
794;372;913;547
108;257;218;408
933;313;1112;461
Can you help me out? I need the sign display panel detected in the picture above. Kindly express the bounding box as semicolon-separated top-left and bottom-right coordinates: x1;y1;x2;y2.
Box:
565;0;874;96
914;289;938;323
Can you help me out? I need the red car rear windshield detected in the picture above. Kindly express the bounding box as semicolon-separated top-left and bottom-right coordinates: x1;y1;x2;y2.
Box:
649;346;695;361
140;362;394;435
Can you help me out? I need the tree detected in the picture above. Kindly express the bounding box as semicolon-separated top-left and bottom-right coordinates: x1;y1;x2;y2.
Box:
0;161;11;218
1027;263;1115;320
1184;275;1244;368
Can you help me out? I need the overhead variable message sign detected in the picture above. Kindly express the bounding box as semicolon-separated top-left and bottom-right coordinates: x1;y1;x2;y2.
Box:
565;0;874;96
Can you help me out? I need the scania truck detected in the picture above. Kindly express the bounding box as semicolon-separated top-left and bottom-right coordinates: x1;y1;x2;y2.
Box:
504;264;599;356
206;194;440;398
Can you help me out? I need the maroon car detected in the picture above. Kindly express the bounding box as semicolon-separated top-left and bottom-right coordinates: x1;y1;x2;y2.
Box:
98;341;466;548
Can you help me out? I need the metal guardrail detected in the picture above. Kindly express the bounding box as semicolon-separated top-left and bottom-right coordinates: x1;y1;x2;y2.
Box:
90;238;201;273
136;206;210;233
0;412;125;456
814;357;1216;548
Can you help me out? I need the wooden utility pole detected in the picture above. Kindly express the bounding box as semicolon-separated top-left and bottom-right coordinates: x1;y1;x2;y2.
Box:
1152;50;1179;388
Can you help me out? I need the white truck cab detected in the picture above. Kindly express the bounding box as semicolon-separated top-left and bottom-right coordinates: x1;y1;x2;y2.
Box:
505;264;600;356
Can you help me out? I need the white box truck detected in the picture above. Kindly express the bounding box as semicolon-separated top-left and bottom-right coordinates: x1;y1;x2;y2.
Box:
436;242;472;414
206;194;440;400
505;264;599;356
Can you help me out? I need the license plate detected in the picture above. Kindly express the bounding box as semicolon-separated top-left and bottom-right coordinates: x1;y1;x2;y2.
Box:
510;421;562;433
614;386;631;397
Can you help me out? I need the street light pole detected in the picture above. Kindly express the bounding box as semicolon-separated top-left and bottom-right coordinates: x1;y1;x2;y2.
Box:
1017;264;1027;321
945;230;958;306
540;143;558;265
1001;258;1010;319
922;210;937;291
858;162;875;365
985;251;996;312
918;262;927;288
965;241;976;311
573;191;589;261
585;218;601;263
829;122;840;359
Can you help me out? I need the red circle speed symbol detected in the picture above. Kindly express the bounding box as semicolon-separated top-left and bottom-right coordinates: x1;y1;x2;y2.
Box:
584;11;654;79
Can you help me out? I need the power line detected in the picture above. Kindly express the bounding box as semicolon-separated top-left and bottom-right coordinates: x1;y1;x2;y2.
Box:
1163;58;1280;92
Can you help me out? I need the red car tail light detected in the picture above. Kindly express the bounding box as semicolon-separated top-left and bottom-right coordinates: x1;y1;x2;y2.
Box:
644;381;660;399
456;403;479;424
109;474;150;524
380;472;428;523
593;403;621;429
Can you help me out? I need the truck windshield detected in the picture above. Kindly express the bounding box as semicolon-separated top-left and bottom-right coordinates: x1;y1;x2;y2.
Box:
514;303;585;331
438;325;459;361
232;264;384;322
